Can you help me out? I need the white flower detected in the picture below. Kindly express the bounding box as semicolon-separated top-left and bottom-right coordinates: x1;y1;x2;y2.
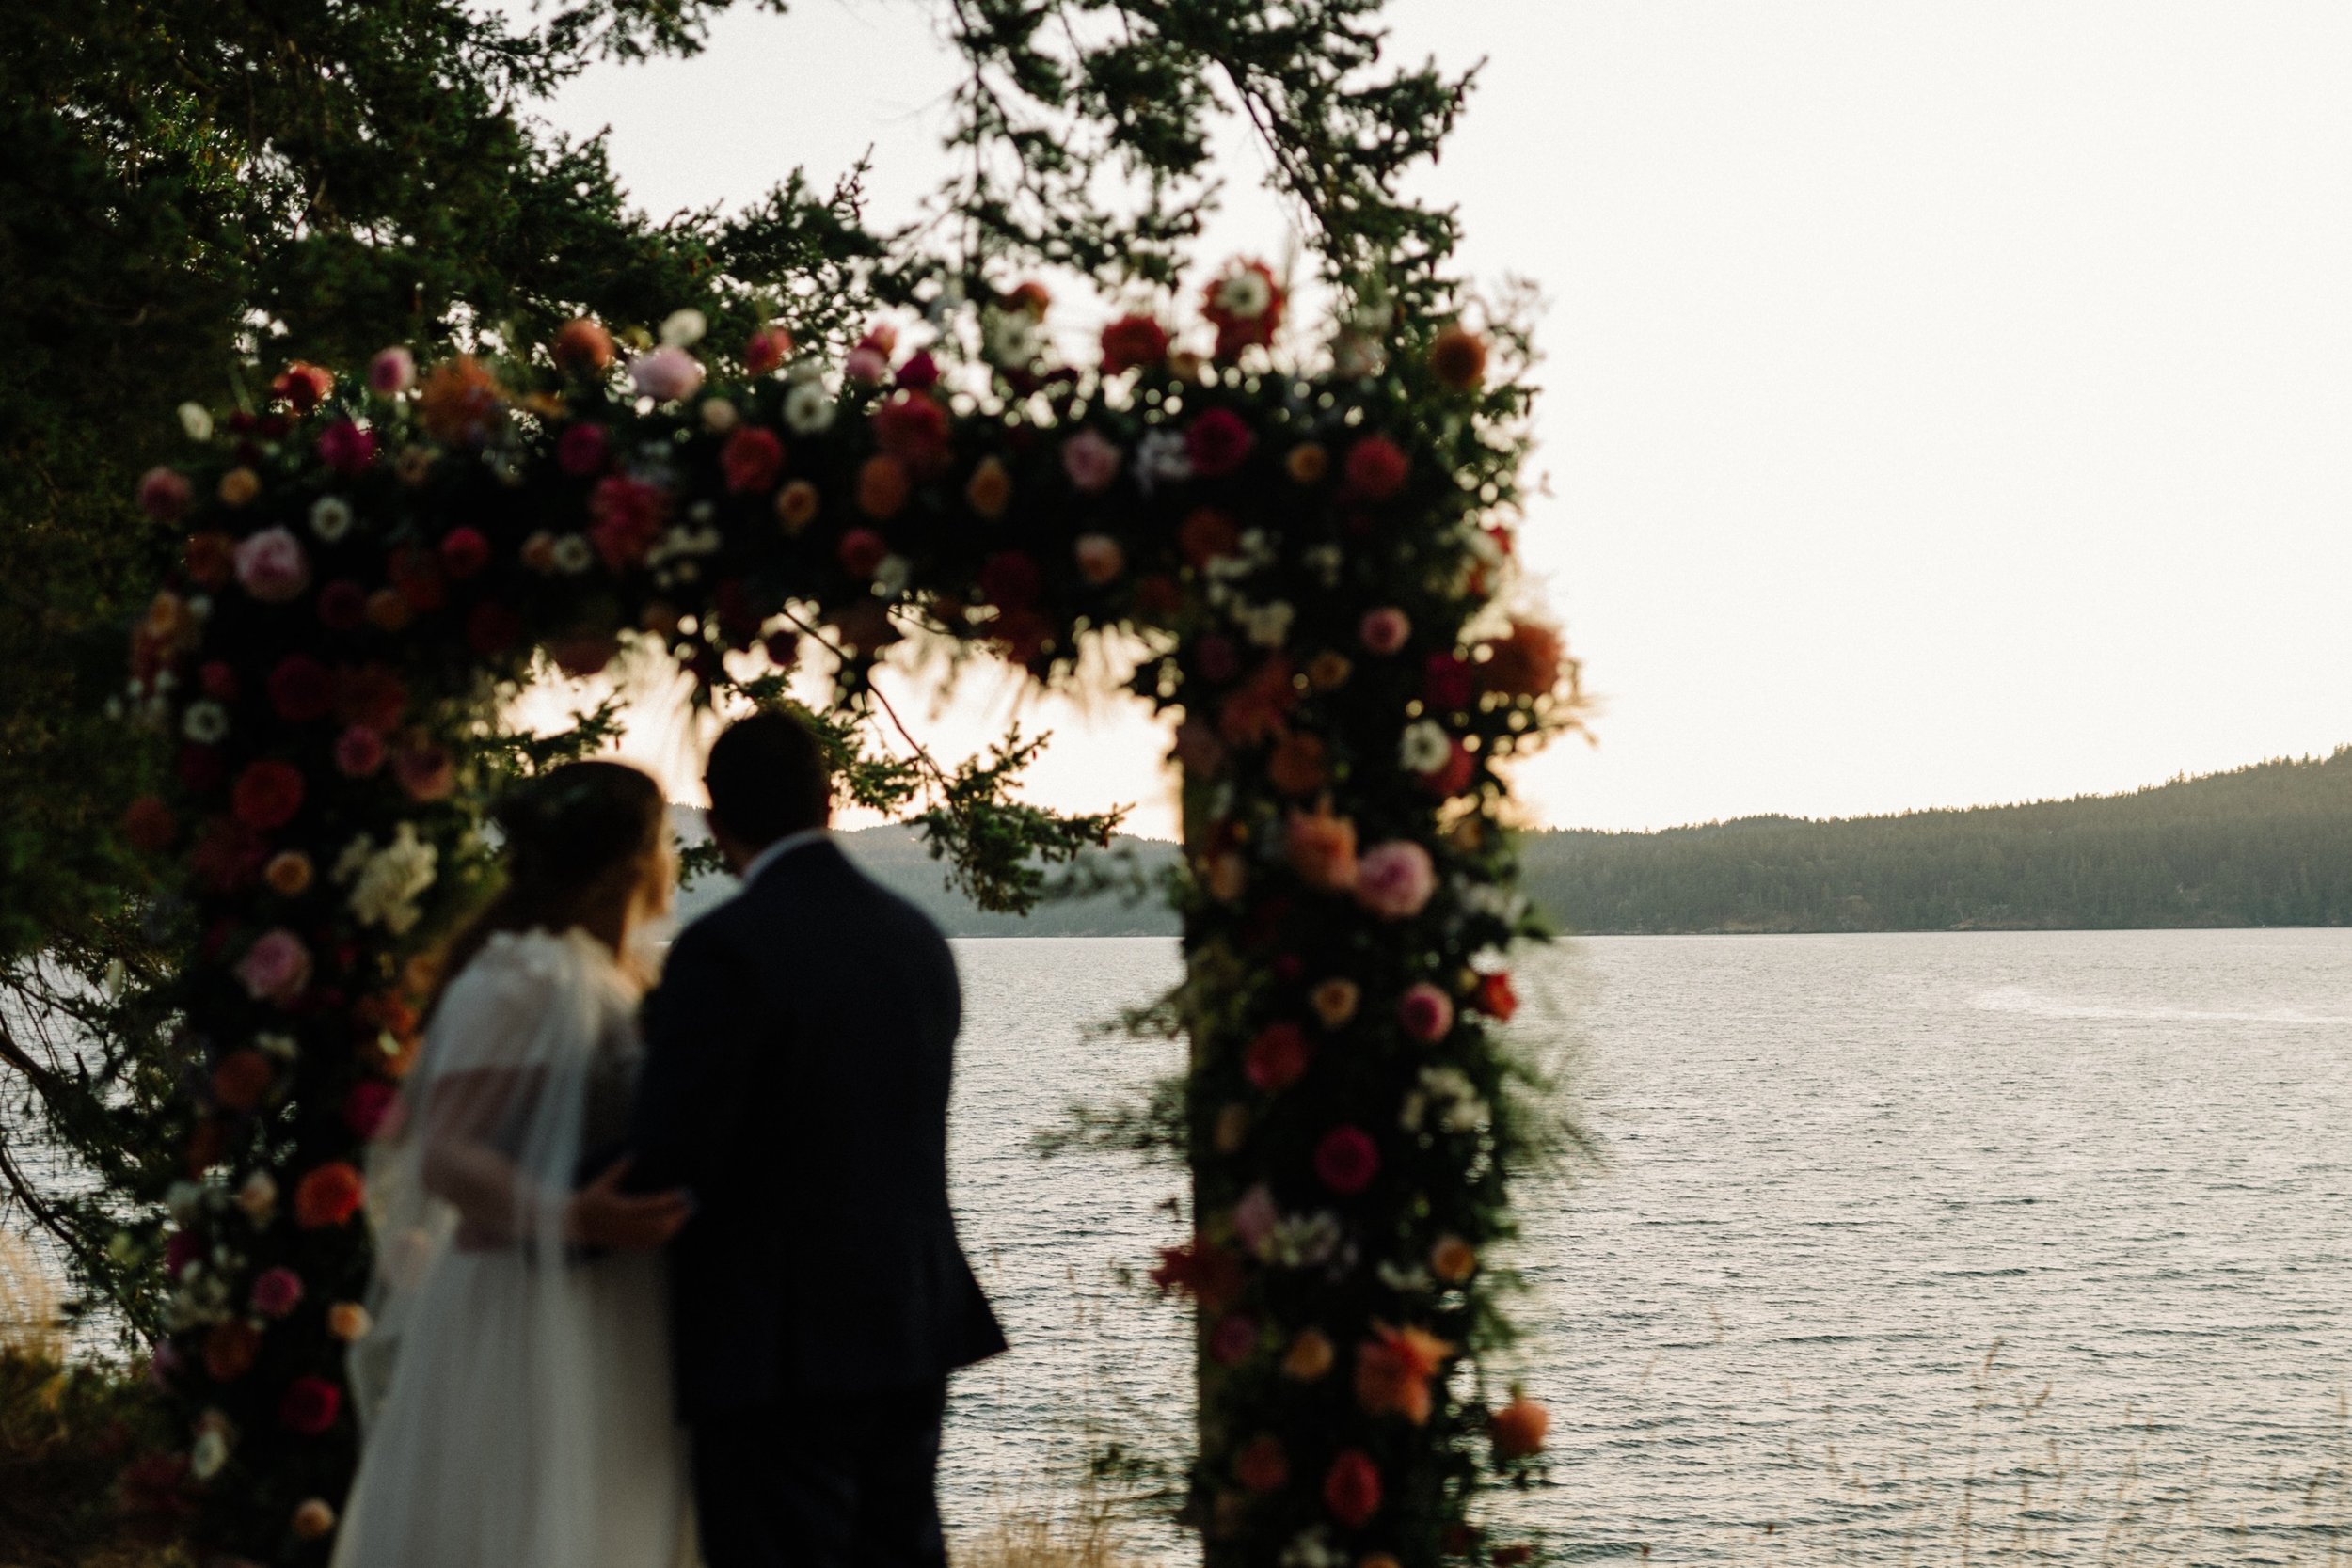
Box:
1134;430;1192;494
872;554;912;598
1279;1530;1345;1568
190;1427;229;1481
255;1032;298;1060
1332;330;1386;379
1376;1259;1434;1294
1262;1211;1343;1269
237;1170;278;1226
1236;600;1295;649
187;594;212;621
1301;544;1343;588
178;403;214;442
1401;1064;1488;1136
981;306;1046;367
659;308;707;349
310;496;354;542
1399;720;1452;774
783;378;836;435
336;823;438;936
550;533;596;574
1216;268;1274;319
183;701;229;744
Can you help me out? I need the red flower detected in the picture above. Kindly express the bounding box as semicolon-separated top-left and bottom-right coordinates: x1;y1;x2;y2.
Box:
438;526;491;579
1244;1022;1311;1093
589;475;669;570
855;455;910;519
1343;435;1410;501
1216;657;1297;748
343;1080;396;1139
837;528;888;578
230;760;306;831
1201;259;1284;360
279;1375;342;1435
191;817;265;890
1184;408;1255;478
743;325;794;376
873;391;950;474
266;656;332;722
316;419;376;476
137;467;191;522
896;350;941;391
1472;972;1518;1022
723;426;786;493
334;664;408;733
294;1162;365;1228
122;796;177;853
1422;652;1475;712
1422;741;1475;799
273;361;335;413
977;551;1041;611
1209;1312;1258;1366
1323;1449;1382;1528
211;1049;275;1114
1233;1434;1289;1494
1177;508;1241;568
1098;313;1171;375
466;601;523;657
1313;1124;1380;1196
1149;1238;1245;1311
557;422;610;477
317;579;367;630
1478;620;1566;699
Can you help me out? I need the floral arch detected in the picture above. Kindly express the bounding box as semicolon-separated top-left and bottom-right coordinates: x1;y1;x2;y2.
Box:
119;269;1575;1567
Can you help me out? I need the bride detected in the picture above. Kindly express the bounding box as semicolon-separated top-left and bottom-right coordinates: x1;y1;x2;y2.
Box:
332;760;698;1568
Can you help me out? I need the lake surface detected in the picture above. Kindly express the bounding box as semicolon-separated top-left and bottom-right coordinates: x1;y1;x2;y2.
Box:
942;929;2352;1563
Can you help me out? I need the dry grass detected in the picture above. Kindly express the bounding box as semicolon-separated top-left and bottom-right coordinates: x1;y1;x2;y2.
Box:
954;1492;1139;1568
0;1224;65;1360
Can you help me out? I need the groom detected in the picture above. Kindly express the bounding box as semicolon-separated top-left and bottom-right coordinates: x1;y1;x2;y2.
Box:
630;709;1007;1568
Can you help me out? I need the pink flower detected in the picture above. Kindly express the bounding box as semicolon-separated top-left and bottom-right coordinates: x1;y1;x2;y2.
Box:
588;474;669;569
393;739;454;802
837;528;888;578
1073;534;1124;586
1398;982;1455;1043
1232;1184;1279;1253
1060;430;1123;494
557;422;610;477
628;346;705;403
438;526;490;579
895;349;941;391
1314;1125;1380;1196
137;467;192;521
1354;840;1437;919
1343;435;1410;500
742;325;794;377
1184;408;1256;478
234;527;312;604
333;725;386;778
722;426;785;493
1359;607;1411;656
317;420;376;476
1423;652;1475;711
1210;1313;1259;1366
844;345;889;386
250;1267;304;1318
367;346;416;395
279;1376;341;1436
235;929;313;1005
343;1080;396;1139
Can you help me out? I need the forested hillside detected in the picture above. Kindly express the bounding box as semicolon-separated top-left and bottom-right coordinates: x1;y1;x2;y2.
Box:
1518;750;2352;933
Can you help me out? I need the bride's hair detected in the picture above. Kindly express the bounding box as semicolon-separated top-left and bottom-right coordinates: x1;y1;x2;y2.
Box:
429;760;668;1014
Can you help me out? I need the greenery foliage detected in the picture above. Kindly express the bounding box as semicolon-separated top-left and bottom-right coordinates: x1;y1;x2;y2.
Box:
1520;750;2352;935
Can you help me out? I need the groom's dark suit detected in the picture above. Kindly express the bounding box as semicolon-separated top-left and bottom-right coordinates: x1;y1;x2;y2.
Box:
632;835;1006;1568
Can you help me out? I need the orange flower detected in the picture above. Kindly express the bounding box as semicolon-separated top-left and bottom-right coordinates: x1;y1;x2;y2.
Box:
417;356;503;446
1267;731;1329;797
1283;1328;1336;1382
1478;620;1566;700
855;454;909;519
1429;1235;1478;1284
1355;1323;1454;1425
216;467;261;508
1284;804;1359;894
1216;657;1297;747
1310;977;1360;1030
1213;1102;1250;1155
262;850;313;897
294;1161;366;1229
964;455;1012;519
1285;442;1328;484
550;317;615;375
774;479;820;533
204;1321;260;1381
1233;1433;1288;1494
1430;325;1488;391
1491;1393;1550;1459
1177;507;1241;567
211;1050;275;1114
292;1500;338;1541
326;1302;373;1342
185;531;236;590
1306;651;1352;691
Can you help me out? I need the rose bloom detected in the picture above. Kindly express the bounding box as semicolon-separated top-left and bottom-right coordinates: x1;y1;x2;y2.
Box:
855;454;910;519
1479;619;1566;699
1314;1123;1380;1196
393;737;454;802
235;928;313;1005
1430;1234;1479;1285
294;1161;366;1229
556;421;610;477
723;426;786;494
263;849;314;896
1323;1449;1382;1528
743;325;794;376
212;1048;275;1113
1184;407;1256;477
1267;731;1328;797
588;474;669;569
417;356;503;445
1243;1022;1311;1093
438;525;490;579
1060;429;1122;494
1397;981;1455;1043
280;1374;342;1435
1310;977;1360;1030
551;318;614;374
1232;1434;1288;1495
234;527;312;604
368;345;417;395
1358;606;1411;656
1355;840;1437;920
1284;806;1359;893
774;479;820;533
137;467;191;521
964;456;1012;520
250;1266;304;1319
628;345;704;403
1431;325;1488;391
1209;1312;1258;1367
1343;434;1410;500
231;759;306;830
122;796;177;853
836;528;889;579
1473;971;1518;1022
317;419;377;476
1073;533;1124;586
1098;312;1170;374
1283;1328;1336;1382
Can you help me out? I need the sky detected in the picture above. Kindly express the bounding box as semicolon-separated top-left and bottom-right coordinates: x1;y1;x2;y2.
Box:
531;1;2352;837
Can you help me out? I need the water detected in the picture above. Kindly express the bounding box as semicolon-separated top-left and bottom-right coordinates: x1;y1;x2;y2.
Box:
941;929;2352;1563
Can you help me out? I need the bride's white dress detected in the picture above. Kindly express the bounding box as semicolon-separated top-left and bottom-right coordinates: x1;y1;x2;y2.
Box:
330;927;694;1568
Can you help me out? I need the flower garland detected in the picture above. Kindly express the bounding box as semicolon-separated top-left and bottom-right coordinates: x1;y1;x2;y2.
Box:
119;263;1576;1566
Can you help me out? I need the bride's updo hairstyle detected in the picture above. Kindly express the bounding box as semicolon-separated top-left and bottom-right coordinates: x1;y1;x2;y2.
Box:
429;760;668;1013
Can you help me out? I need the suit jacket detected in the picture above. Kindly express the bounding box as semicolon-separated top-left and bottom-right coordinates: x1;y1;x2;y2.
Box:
631;839;1007;1418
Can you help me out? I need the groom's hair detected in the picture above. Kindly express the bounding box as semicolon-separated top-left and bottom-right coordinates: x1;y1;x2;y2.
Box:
705;708;832;848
